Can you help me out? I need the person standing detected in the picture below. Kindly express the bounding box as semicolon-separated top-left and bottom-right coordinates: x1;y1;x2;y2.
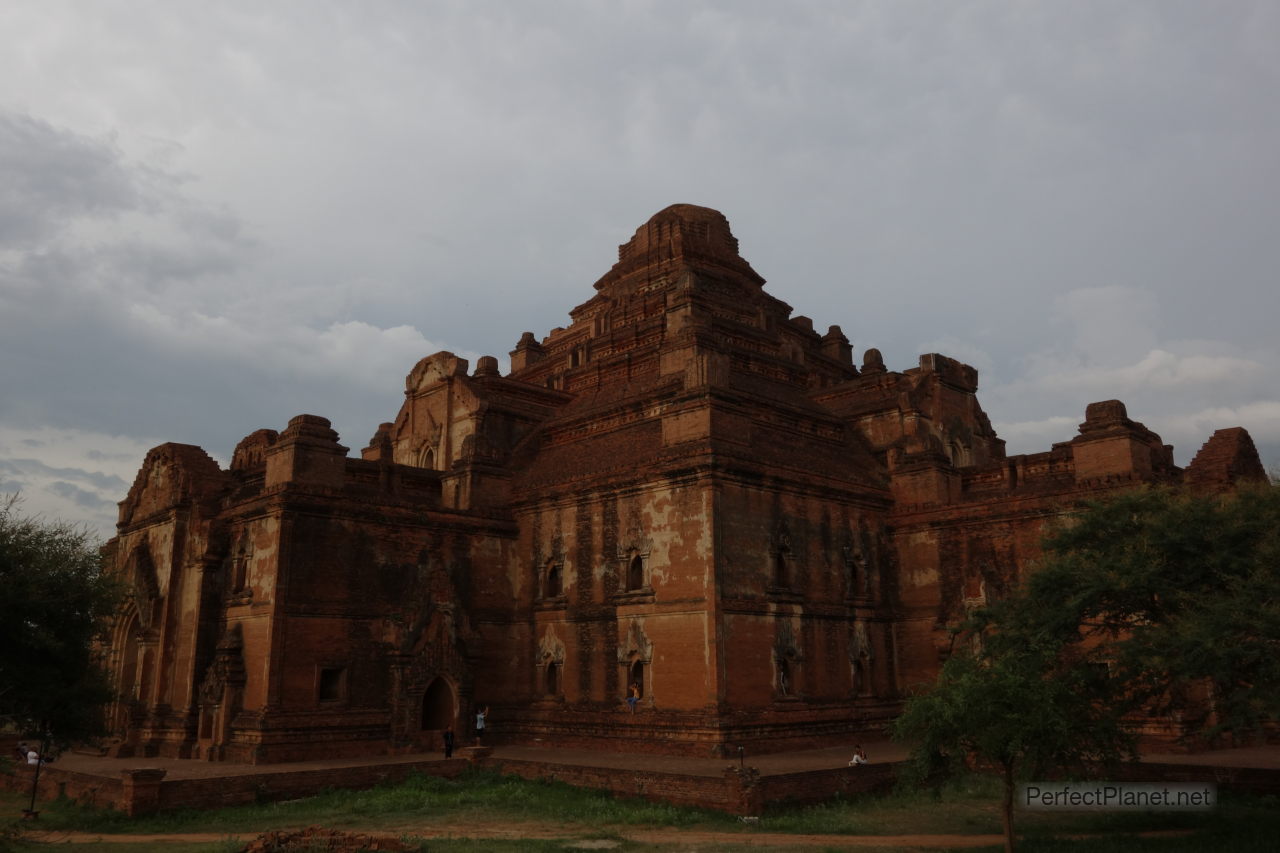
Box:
627;682;641;713
475;706;488;745
442;727;454;758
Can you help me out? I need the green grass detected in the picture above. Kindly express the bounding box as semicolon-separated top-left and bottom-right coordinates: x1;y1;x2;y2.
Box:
1;768;732;836
4;770;1278;851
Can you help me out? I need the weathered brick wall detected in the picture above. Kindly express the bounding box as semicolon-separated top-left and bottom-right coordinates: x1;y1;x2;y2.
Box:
1109;761;1280;797
155;759;469;812
756;763;896;807
485;758;896;814
1;758;469;815
9;754;1279;818
486;758;743;811
0;764;125;811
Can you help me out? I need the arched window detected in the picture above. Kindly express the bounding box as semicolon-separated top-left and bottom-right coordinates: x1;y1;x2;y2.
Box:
773;551;789;588
317;667;346;704
545;561;562;598
545;662;560;696
422;447;436;470
627;553;645;591
230;534;249;592
855;653;872;697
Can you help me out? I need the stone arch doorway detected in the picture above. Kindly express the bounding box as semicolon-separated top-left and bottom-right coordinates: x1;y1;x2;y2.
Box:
111;611;142;735
421;676;456;732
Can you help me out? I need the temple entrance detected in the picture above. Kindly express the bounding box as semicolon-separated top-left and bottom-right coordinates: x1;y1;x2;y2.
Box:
112;613;141;735
420;677;456;732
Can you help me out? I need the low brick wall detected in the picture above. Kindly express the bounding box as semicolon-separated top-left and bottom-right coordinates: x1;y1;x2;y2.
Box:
156;759;469;812
756;763;897;808
1;758;468;815
6;752;1275;819
156;758;471;809
1110;761;1280;797
482;757;898;814
484;757;747;812
1;764;124;810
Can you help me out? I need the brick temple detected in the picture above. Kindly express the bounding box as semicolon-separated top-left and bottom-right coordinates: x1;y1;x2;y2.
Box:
102;204;1265;763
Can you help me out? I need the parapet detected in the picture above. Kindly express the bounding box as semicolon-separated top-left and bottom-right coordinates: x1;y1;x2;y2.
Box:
230;429;279;471
912;354;978;393
1078;400;1134;434
821;325;853;366
616;204;740;264
406;352;469;395
510;331;548;372
118;443;228;527
264;415;350;490
361;422;395;462
1184;427;1267;494
1069;400;1174;481
592;203;766;294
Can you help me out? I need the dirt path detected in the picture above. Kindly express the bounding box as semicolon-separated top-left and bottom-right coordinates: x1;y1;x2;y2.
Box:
21;822;1195;850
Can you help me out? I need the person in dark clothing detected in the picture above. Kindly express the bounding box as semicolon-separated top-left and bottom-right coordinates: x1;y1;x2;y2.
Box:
442;728;455;758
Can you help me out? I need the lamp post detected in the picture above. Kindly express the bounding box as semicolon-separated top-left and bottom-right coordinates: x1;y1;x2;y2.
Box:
23;733;48;820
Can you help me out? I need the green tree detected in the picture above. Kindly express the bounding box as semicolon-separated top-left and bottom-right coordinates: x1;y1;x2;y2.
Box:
1009;484;1280;738
0;495;119;754
893;623;1135;852
893;483;1280;852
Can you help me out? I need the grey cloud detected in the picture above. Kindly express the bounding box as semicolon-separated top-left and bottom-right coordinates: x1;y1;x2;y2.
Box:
1;0;1277;532
0;459;129;494
0;112;141;246
47;480;117;511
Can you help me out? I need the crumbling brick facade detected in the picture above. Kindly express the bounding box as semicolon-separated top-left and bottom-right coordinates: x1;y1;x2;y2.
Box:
102;204;1266;762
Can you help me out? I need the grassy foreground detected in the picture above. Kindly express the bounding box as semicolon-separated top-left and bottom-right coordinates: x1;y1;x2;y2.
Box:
3;768;1278;851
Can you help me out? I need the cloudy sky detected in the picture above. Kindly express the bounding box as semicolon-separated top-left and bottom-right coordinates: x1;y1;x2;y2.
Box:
2;1;1277;538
